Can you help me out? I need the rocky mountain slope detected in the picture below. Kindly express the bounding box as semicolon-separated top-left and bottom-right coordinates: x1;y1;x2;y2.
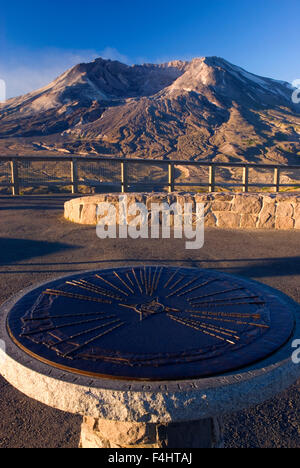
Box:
0;56;299;164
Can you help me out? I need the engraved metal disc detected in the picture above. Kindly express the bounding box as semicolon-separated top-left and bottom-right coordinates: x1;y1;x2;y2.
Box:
6;266;295;380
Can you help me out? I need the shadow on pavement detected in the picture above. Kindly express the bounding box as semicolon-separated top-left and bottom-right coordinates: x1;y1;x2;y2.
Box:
0;238;77;265
0;256;299;279
0;195;73;211
187;257;300;278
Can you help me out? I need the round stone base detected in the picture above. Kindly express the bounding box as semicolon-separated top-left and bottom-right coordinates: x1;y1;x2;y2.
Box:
79;417;224;449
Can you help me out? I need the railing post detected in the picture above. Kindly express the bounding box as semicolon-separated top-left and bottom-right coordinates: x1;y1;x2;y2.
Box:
71;159;78;194
121;161;128;193
209;165;215;193
10;159;20;196
168;163;175;193
273;167;280;193
242;166;249;193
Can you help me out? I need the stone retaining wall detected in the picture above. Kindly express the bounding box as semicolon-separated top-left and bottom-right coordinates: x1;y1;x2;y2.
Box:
64;193;300;230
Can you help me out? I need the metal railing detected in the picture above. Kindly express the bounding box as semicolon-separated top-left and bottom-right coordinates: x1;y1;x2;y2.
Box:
0;155;299;195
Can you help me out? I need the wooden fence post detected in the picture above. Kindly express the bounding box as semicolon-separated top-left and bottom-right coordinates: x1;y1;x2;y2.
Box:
273;167;280;193
11;159;20;196
121;161;128;193
71;159;78;194
168;163;175;193
209;165;215;193
242;166;249;193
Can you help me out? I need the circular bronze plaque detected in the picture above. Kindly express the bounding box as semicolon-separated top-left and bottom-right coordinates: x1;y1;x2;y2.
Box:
7;266;295;380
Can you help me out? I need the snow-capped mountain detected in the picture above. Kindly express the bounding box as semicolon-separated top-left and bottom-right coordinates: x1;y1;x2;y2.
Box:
0;56;299;163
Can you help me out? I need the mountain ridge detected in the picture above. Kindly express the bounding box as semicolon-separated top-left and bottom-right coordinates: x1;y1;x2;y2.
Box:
0;56;299;164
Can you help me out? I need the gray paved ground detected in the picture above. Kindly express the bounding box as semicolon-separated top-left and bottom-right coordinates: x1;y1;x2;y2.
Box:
0;195;299;448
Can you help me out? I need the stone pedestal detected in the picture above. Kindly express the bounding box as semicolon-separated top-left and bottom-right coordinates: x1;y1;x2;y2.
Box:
79;417;224;449
1;272;300;450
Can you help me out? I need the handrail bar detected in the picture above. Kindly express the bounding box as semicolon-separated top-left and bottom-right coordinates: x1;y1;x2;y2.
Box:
0;155;300;196
0;155;299;170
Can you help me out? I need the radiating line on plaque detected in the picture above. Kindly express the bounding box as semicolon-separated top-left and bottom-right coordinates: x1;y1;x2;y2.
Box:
48;319;123;348
169;276;185;291
43;289;112;304
83;280;123;299
119;303;159;321
148;267;152;296
189;314;270;329
62;322;125;358
166;277;199;298
132;268;143;294
189;298;265;307
182;317;240;340
169;314;236;344
144;266;151;295
154;267;163;293
188;295;262;304
23;311;117;321
126;272;135;288
180;278;220;298
164;268;180;289
187;310;262;319
113;271;134;294
168;314;236;344
95;274;128;297
119;303;137;311
144;266;148;294
66;280;122;300
21;315;117;336
188;286;246;303
150;266;159;296
165;306;181;313
72;279;115;294
139;268;144;288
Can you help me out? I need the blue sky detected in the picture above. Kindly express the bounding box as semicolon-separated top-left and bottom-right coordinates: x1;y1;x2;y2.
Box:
0;0;299;97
